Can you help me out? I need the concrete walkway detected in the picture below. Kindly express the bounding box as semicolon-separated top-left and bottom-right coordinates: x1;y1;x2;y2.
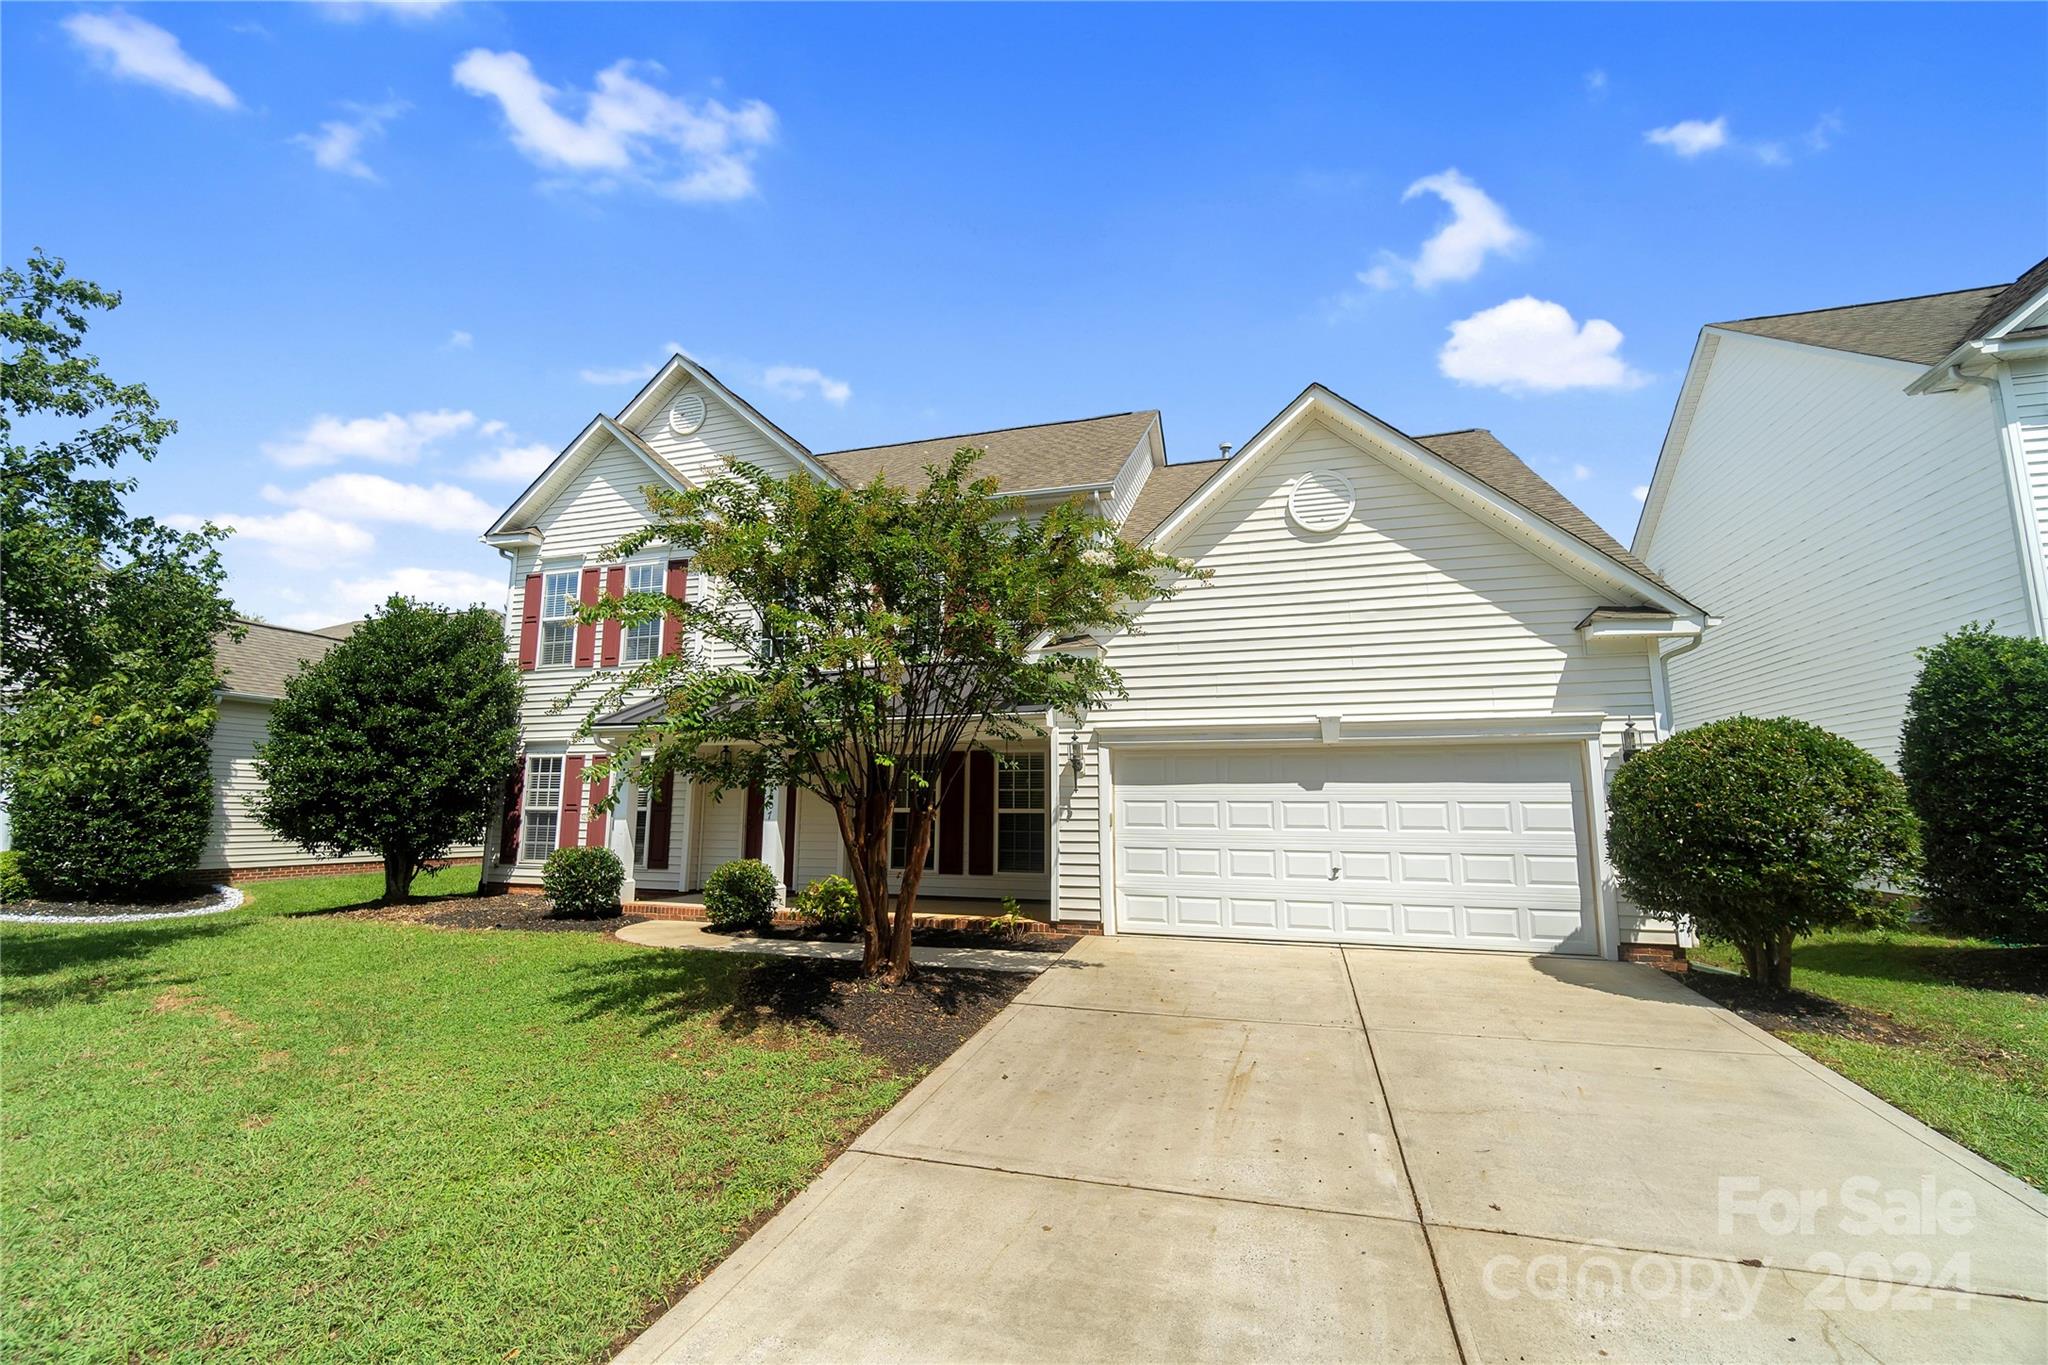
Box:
619;936;2048;1363
615;917;1061;974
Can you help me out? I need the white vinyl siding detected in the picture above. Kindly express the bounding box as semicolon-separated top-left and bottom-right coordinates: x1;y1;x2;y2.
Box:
2001;357;2048;595
1641;332;2032;769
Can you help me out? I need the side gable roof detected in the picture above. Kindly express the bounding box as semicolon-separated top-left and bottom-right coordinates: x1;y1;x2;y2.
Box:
1150;384;1698;613
1961;254;2048;345
1712;286;2005;367
816;411;1161;495
1121;457;1229;542
215;619;352;700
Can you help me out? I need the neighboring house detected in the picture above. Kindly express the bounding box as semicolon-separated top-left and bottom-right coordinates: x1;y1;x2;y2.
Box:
1634;257;2048;768
204;620;484;880
480;356;1709;958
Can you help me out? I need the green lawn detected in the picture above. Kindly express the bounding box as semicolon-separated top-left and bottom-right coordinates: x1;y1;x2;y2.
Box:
1691;929;2047;1190
1;867;909;1363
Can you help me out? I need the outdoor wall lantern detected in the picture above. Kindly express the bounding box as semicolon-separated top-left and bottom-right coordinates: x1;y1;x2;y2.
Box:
1067;735;1085;776
1621;722;1639;762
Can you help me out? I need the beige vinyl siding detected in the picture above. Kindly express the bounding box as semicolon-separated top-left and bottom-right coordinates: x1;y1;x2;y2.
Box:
1075;417;1661;943
1643;332;2030;769
202;698;481;872
1053;737;1102;922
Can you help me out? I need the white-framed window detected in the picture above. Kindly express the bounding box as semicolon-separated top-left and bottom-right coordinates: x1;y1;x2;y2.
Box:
889;762;938;870
539;569;580;667
632;782;652;868
622;561;665;663
521;756;565;862
997;753;1047;874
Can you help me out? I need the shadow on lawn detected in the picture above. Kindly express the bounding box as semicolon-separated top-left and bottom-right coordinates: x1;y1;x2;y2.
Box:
283;887;487;919
552;950;756;1036
1791;939;2048;997
0;917;243;1011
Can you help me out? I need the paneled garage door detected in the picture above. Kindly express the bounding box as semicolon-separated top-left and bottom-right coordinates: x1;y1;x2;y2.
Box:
1113;745;1595;954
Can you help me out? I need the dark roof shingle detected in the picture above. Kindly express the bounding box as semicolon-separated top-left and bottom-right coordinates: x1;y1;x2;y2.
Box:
817;411;1158;495
1120;458;1229;543
214;619;356;700
1711;281;2023;367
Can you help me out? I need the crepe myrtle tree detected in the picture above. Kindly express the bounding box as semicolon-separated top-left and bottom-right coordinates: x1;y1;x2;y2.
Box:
571;449;1196;982
255;597;521;904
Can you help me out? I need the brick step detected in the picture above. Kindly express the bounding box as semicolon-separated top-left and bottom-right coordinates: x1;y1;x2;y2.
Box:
621;901;1081;936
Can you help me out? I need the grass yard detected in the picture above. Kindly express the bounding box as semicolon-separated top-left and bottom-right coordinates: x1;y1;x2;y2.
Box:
1;867;915;1363
1689;929;2047;1191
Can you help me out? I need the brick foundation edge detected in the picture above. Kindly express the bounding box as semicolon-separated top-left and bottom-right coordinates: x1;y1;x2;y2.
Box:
204;857;483;885
1619;942;1689;972
479;883;1100;935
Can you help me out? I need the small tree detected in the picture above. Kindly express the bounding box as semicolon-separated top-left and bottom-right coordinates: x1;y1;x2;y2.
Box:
576;450;1192;981
1900;625;2048;943
1608;715;1919;988
255;597;520;904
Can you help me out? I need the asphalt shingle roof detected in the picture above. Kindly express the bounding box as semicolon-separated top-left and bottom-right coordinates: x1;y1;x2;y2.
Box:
816;411;1159;495
214;619;357;700
1710;257;2048;367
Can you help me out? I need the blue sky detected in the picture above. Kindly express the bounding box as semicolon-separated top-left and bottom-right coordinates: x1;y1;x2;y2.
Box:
7;1;2044;628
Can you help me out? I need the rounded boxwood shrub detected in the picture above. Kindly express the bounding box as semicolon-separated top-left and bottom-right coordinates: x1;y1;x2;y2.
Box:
1608;715;1918;989
704;858;778;930
542;846;624;919
793;875;860;933
1900;625;2048;944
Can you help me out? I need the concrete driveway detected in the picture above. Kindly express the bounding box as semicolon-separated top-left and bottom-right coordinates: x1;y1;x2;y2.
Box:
619;937;2048;1363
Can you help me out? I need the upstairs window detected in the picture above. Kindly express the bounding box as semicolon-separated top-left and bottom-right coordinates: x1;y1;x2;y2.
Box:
997;753;1047;873
521;756;564;862
539;570;579;667
622;561;665;663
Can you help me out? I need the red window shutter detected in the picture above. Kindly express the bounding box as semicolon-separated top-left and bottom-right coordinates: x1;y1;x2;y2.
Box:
742;784;764;860
560;756;584;850
573;568;600;668
644;771;674;870
499;759;525;863
661;558;689;657
968;750;995;876
938;752;966;875
584;776;609;848
517;573;542;671
599;566;625;667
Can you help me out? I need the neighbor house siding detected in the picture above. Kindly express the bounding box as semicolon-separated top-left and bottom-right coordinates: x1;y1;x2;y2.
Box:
1642;332;2030;769
2002;357;2048;584
1081;417;1663;940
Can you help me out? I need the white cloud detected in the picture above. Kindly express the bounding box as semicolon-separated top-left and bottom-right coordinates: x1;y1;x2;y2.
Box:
760;365;851;406
178;508;376;569
452;50;776;201
444;329;474;350
579;359;662;385
464;442;556;482
1804;112;1843;152
1360;169;1529;292
276;566;506;629
1645;117;1730;158
1438;297;1650;395
263;474;497;534
263;409;477;468
1632;484;1650;502
293;99;407;181
63;12;238;109
1571;463;1594;481
1584;69;1608;98
319;0;459;21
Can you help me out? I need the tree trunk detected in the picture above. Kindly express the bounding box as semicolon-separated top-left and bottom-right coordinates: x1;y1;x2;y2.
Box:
382;854;413;905
886;809;936;983
1770;929;1796;992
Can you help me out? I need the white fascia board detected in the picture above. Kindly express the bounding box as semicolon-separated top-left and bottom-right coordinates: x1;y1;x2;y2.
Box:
1155;384;1698;616
616;354;844;486
1090;713;1610;746
484;416;690;539
1578;617;1704;650
1632;329;1716;556
1005;481;1117;500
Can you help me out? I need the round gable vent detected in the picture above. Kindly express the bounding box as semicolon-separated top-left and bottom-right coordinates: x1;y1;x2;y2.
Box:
1286;471;1355;533
668;393;707;437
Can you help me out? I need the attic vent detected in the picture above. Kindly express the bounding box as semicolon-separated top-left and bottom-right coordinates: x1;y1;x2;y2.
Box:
1286;471;1354;534
668;393;707;437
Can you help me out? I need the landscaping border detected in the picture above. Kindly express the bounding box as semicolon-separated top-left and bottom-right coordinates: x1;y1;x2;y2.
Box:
0;883;245;925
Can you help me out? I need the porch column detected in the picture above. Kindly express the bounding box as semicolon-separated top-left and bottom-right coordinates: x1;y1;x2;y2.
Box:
673;778;697;892
608;768;639;903
760;782;787;902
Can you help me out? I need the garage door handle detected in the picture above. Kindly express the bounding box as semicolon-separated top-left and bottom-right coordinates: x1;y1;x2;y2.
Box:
1329;867;1340;880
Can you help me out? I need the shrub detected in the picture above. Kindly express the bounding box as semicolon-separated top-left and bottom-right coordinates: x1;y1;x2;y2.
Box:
1900;625;2048;943
1608;715;1918;988
542;846;624;919
704;858;778;930
0;851;30;904
5;664;217;900
792;875;860;933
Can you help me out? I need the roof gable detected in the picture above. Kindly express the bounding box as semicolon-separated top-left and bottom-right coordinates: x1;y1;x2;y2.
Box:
485;415;688;540
616;354;839;483
1151;384;1697;613
816;411;1161;496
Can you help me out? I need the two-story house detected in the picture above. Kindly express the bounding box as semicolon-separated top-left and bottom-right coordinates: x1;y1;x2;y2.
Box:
479;355;1708;959
1634;256;2048;767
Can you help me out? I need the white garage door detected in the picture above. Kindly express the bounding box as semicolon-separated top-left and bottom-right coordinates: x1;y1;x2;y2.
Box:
1113;745;1595;954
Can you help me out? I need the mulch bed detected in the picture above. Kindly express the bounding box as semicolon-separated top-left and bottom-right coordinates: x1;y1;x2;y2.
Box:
729;957;1029;1072
339;895;626;935
0;887;225;920
1680;968;1935;1049
745;923;1082;954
